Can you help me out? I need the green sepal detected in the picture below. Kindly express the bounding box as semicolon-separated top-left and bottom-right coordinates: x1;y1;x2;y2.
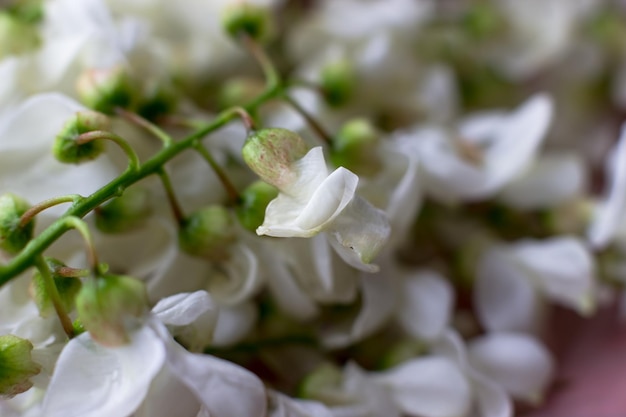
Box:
31;257;82;318
0;335;41;398
0;193;34;255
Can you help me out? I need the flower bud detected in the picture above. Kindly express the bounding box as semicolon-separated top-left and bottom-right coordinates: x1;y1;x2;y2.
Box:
0;335;41;398
320;59;355;107
222;2;274;43
236;180;278;232
137;81;178;121
179;205;237;260
242;128;309;189
52;111;109;164
219;77;265;109
31;258;82;318
76;66;135;114
0;193;34;254
95;187;151;234
331;118;381;176
76;274;148;346
298;363;342;402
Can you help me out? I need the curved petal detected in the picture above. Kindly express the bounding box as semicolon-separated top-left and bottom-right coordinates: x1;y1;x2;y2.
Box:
211;302;258;347
207;243;263;306
474;247;542;333
41;327;166;417
267;390;334;417
152;291;217;328
372;357;472;417
396;270;454;341
498;153;586;209
468;333;554;404
588;122;626;249
512;237;596;315
164;338;267;417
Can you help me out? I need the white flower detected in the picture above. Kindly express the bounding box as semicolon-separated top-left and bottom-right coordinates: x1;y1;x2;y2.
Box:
415;94;553;203
588;122;626;249
395;269;454;342
40;291;268;417
257;146;390;272
467;332;554;405
475;236;596;333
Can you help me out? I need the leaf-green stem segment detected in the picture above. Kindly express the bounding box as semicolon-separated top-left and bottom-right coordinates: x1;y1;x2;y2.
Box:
34;256;75;339
0;87;282;285
115;107;174;148
19;194;83;227
77;131;141;173
157;168;185;225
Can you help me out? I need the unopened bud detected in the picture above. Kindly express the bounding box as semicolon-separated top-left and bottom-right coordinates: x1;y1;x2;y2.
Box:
219;77;265;109
298;363;342;402
331;118;381;176
137;81;178;121
222;2;274;43
0;335;41;398
242;128;308;189
0;193;34;254
179;205;237;260
236;180;278;232
320;59;355;107
53;111;109;164
76;66;135;114
31;258;82;317
76;274;148;346
95;187;151;234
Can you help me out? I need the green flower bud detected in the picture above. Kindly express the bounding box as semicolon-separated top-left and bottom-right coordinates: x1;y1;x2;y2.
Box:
76;274;148;346
219;77;265;109
76;66;135;114
298;363;343;403
236;181;278;232
462;2;504;40
0;11;40;58
6;0;44;24
52;111;109;164
137;81;178;121
0;193;34;255
179;205;237;260
0;335;41;398
242;128;309;189
378;340;427;370
331;118;381;177
31;258;82;318
95;187;151;234
222;2;274;43
320;59;355;107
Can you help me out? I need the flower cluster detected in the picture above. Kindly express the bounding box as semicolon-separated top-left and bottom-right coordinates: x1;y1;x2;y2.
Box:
1;0;626;416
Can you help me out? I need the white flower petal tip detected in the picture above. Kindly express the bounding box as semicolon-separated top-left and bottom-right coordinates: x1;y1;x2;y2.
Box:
587;122;626;249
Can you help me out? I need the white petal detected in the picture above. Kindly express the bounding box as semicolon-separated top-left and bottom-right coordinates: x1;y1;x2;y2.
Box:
468;333;554;404
320;269;396;348
134;365;201;417
267;390;334;417
325;196;390;271
258;166;358;237
372;357;472;417
41;327;166;417
211;302;258;347
483;93;553;193
206;243;263;306
152;291;217;328
498;153;586;209
588;122;626;248
512;236;596;315
397;270;454;341
164;340;267;417
474;247;542;333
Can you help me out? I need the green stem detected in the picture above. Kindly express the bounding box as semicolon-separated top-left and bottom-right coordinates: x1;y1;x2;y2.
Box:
62;217;100;277
115;107;174;148
0;89;281;285
194;143;240;204
78;131;141;173
34;256;75;339
19;194;83;227
241;34;280;89
158;168;185;224
282;94;333;145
